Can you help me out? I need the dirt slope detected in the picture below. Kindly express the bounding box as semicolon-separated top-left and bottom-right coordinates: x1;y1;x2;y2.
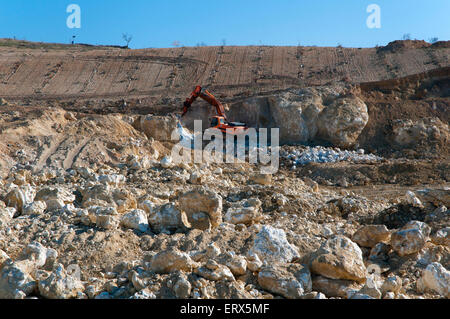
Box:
0;39;448;107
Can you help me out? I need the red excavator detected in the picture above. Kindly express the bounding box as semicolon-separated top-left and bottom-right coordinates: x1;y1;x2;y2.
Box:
181;86;248;135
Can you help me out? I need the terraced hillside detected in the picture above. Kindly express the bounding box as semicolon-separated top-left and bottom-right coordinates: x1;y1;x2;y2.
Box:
0;39;448;106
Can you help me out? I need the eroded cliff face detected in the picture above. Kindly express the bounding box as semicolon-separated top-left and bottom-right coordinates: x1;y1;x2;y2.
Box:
180;86;368;148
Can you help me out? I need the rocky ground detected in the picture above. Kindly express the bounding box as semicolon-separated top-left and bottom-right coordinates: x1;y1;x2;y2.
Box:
0;40;449;300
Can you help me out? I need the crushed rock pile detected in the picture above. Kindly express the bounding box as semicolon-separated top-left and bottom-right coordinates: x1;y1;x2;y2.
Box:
281;146;382;167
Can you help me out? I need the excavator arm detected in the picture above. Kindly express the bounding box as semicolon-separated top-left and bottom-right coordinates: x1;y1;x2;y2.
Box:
182;86;227;120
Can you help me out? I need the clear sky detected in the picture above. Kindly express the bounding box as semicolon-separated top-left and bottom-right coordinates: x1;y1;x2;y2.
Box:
0;0;449;49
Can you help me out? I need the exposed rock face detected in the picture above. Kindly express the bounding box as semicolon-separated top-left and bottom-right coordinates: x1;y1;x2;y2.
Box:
392;117;449;148
417;262;450;298
258;264;312;299
317;96;369;148
352;225;391;248
311;236;367;283
248;226;299;264
38;264;84;299
194;88;368;148
177;188;223;230
0;78;448;301
133;115;178;142
268;90;324;144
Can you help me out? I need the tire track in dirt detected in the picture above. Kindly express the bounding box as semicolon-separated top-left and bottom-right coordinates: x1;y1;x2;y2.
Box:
2;61;23;84
34;135;67;172
167;47;186;89
41;62;64;92
63;137;90;170
376;51;398;80
125;62;140;92
205;46;224;86
36;54;207;67
425;47;442;68
253;46;265;83
296;45;304;80
80;61;101;94
2;45;448;104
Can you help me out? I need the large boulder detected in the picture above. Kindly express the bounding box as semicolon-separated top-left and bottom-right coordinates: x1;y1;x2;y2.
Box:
81;184;114;208
22;201;47;216
248;226;299;264
0;260;36;299
84;206;120;230
81;185;136;213
120;209;149;232
177;188;223;230
317;96;368;147
352;225;391;248
312;275;362;298
0;207;16;225
0;250;10;270
258;264;312;299
224;198;262;226
225;255;248;276
417;262;450;298
133;115;178;142
147;202;188;234
4;185;35;214
415;188;450;208
311;235;367;283
35;187;75;211
391;223;427;257
38;264;84;299
149;249;199;274
194;261;235;282
20;242;48;268
268;90;324;144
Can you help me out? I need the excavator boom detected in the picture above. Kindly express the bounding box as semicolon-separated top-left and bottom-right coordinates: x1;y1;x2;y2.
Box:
182;86;227;120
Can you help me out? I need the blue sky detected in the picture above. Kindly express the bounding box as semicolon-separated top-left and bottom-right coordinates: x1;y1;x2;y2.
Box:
0;0;448;48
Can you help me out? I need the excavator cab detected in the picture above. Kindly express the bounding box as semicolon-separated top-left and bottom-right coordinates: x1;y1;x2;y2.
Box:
211;116;225;128
210;116;219;127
